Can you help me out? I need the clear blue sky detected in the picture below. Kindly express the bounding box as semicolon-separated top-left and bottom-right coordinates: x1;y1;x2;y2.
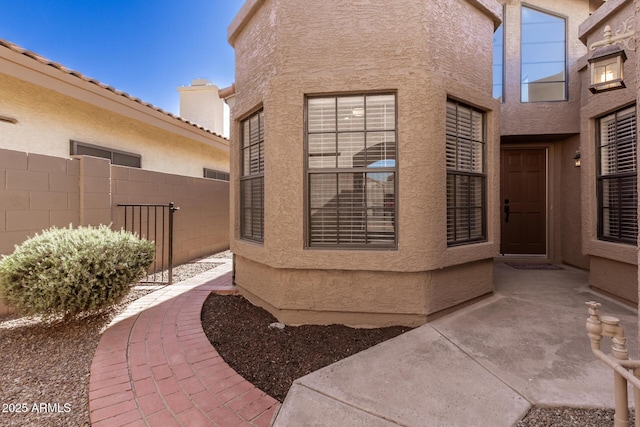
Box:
0;0;244;115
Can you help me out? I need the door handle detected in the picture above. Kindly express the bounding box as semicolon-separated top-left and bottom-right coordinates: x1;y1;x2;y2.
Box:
504;199;510;223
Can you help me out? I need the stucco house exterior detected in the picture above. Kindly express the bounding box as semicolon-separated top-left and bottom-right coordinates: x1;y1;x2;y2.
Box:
226;0;502;327
0;38;231;317
222;0;640;328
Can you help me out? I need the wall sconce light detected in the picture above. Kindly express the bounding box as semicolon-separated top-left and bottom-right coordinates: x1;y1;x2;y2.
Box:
588;44;626;93
574;151;581;168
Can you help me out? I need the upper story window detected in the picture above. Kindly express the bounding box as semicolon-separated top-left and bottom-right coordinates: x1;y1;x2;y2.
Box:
240;110;264;243
521;6;566;102
70;140;141;168
493;21;504;101
597;105;637;244
306;93;397;248
446;100;486;246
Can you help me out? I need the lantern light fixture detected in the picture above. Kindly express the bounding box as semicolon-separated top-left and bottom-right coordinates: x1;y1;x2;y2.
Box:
588;44;627;93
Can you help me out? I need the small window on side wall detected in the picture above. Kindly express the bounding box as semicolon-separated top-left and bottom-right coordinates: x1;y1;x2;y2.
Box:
70;140;141;168
203;168;230;181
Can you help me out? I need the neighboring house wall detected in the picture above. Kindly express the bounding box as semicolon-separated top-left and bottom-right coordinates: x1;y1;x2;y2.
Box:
0;39;231;316
229;0;501;327
578;0;637;303
0;73;228;179
0;149;230;316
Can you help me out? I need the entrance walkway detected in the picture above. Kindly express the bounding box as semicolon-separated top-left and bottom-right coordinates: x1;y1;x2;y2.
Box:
89;261;639;426
274;263;638;426
88;262;279;427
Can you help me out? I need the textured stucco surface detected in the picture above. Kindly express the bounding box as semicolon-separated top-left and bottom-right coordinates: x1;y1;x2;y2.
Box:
0;73;229;178
228;0;500;325
559;135;589;269
499;0;590;136
579;0;637;298
235;256;493;327
589;256;638;304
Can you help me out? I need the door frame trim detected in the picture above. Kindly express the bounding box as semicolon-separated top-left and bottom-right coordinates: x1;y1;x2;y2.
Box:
499;144;553;259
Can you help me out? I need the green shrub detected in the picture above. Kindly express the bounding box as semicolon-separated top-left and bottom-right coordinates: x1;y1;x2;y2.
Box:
0;225;155;318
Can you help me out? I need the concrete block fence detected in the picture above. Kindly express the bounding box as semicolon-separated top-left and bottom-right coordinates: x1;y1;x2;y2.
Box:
0;147;229;316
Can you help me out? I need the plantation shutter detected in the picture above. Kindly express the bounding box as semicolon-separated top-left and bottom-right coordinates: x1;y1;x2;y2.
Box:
598;106;637;243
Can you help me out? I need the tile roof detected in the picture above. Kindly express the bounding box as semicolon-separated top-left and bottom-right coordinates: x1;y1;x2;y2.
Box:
0;38;228;140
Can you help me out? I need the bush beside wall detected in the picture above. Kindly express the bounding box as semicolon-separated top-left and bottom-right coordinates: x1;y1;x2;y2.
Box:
0;225;155;318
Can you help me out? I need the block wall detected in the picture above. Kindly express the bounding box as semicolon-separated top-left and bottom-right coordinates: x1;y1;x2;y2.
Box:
0;148;230;315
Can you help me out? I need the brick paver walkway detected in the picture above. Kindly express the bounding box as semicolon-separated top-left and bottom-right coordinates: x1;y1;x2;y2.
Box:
88;262;280;427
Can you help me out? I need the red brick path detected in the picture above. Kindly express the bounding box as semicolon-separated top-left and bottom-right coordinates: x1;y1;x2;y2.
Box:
89;264;280;426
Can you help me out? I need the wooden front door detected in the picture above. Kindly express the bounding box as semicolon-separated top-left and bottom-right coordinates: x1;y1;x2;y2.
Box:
500;149;547;254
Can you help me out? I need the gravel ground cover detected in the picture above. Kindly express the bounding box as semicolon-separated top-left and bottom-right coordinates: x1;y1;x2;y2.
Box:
0;258;226;427
0;289;148;427
0;250;633;427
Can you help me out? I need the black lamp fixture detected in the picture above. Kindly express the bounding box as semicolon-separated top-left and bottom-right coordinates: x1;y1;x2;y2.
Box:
573;151;581;168
588;44;626;93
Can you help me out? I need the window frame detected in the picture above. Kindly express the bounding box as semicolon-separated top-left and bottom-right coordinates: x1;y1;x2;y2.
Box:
239;109;265;243
520;4;568;103
596;104;637;245
304;92;398;249
70;140;141;168
446;99;487;246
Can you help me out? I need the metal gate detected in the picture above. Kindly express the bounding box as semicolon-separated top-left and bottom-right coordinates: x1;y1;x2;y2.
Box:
117;202;180;285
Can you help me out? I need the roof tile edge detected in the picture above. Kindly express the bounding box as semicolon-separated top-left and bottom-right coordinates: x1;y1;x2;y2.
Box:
0;38;229;141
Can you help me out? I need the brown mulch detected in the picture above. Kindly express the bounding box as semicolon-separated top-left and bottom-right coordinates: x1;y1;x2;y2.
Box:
201;293;412;402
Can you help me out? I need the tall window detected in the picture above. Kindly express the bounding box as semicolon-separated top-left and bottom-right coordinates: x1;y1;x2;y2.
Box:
240;110;264;242
493;21;504;101
306;94;397;248
597;105;637;244
521;6;566;102
446;100;486;245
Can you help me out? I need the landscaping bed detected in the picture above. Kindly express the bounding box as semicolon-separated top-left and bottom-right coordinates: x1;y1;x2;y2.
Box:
201;293;412;402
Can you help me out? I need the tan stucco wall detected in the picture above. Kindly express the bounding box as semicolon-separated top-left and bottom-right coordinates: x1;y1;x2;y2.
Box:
578;0;637;301
229;0;501;326
590;256;638;304
560;135;589;269
235;255;493;328
0;73;229;178
499;0;591;136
